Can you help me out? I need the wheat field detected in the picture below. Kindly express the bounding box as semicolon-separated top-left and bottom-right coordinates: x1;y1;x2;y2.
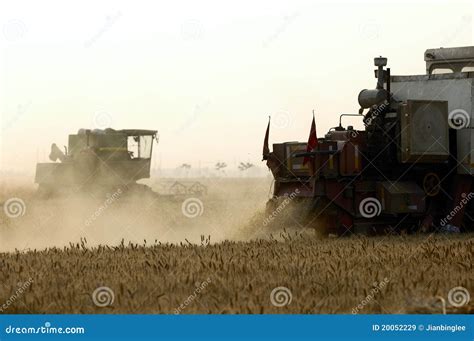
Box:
0;177;473;314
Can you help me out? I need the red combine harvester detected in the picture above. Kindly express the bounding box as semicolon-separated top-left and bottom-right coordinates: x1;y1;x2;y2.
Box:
263;47;474;235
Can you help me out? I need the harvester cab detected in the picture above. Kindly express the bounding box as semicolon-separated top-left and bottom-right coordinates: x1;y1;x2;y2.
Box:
35;128;158;196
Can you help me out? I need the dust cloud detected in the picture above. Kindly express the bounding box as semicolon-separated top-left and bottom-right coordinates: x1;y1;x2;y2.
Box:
0;177;275;252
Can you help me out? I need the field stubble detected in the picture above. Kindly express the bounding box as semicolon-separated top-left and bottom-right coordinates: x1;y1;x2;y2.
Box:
0;177;473;314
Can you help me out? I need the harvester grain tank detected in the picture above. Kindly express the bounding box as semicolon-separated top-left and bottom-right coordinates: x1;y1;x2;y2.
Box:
263;46;474;234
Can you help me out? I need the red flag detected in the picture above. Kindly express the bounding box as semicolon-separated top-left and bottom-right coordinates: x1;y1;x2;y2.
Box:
303;113;318;165
262;116;270;160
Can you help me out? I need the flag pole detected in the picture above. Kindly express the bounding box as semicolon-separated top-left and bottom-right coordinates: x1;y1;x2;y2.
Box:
262;115;271;161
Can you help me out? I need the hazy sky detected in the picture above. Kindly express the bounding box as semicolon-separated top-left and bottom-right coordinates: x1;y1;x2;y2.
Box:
1;0;472;173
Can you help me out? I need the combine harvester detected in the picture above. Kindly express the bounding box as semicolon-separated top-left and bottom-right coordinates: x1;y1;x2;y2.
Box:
35;128;159;197
263;46;474;235
35;128;206;198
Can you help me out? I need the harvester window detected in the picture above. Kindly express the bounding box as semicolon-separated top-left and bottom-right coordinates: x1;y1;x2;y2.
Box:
431;68;453;74
127;135;153;159
128;136;139;159
139;135;153;159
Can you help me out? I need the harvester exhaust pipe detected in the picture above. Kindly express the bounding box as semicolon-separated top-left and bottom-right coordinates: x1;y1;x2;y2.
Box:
375;56;387;89
358;56;388;109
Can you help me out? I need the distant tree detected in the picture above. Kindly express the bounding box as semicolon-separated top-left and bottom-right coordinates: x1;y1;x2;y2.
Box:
238;162;254;171
215;162;227;177
215;162;227;171
179;163;192;178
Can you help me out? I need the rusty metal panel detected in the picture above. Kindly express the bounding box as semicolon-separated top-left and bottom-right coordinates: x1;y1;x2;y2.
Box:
270;142;310;178
325;180;354;214
339;142;363;176
312;179;325;196
376;181;425;214
285;142;310;177
274;179;313;198
354;181;377;193
271;143;287;178
317;141;339;178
